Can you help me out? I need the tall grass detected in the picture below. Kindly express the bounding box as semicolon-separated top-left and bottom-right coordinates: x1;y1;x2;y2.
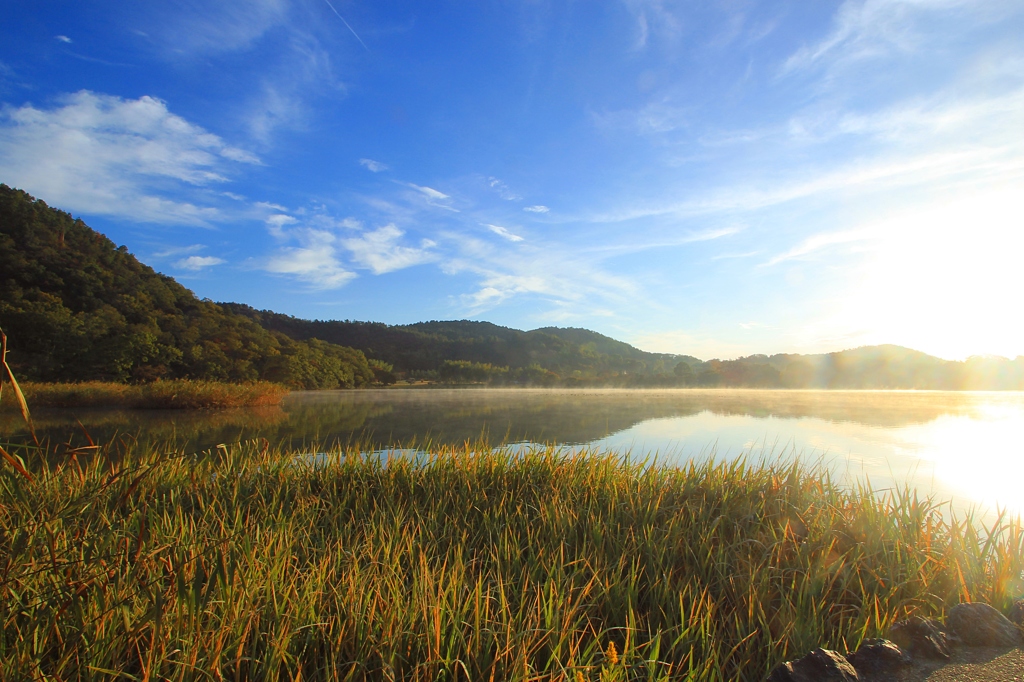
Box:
0;380;289;410
1;439;1021;681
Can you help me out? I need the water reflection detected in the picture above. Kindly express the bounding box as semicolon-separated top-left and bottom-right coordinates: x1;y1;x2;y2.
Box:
3;388;1022;516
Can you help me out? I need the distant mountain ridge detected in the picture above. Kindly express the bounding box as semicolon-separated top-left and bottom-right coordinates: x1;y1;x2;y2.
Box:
2;183;1021;389
220;305;696;383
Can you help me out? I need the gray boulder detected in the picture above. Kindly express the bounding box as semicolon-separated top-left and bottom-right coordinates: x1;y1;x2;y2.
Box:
947;602;1021;647
765;648;859;682
845;639;910;676
1009;599;1024;628
888;616;953;660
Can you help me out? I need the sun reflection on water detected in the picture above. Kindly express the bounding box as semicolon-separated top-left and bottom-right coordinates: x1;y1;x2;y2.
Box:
595;393;1024;520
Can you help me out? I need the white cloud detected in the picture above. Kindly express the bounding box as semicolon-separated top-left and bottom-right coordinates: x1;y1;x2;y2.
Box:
781;0;998;75
622;0;685;51
341;224;435;274
439;233;638;317
484;224;524;242
594;100;690;136
360;158;388;172
408;183;449;201
573;225;741;260
153;244;206;258
264;229;356;289
488;177;521;200
0;91;259;225
55;35;72;44
247;82;308;142
265;213;298;238
523;205;549;213
590;140;1024;225
144;0;289;56
176;255;226;270
406;182;458;212
763;229;874;267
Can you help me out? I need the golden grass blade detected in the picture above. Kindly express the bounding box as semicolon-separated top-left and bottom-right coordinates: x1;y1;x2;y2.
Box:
0;327;38;445
0;442;32;481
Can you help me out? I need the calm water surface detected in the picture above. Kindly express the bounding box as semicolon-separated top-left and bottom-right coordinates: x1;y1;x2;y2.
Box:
5;388;1023;518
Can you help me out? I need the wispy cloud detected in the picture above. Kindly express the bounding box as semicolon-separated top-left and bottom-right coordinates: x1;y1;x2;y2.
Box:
153;244;206;258
780;0;993;75
342;224;435;274
406;182;458;211
176;255;226;270
488;177;521;200
408;183;449;201
440;233;639;318
264;229;356;289
484;224;524;242
359;158;388;172
622;0;685;51
265;213;298;238
523;205;549;213
143;0;290;56
589;142;1023;225
763;228;873;267
0;91;259;225
579;225;741;259
55;35;72;44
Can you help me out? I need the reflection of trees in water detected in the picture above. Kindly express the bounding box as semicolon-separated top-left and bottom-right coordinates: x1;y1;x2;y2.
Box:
1;407;289;452
3;389;1014;453
279;389;1005;447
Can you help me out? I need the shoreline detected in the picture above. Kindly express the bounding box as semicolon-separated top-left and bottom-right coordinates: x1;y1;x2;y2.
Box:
0;379;289;410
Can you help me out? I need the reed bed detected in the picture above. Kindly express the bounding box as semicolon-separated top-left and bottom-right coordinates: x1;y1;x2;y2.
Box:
0;380;289;410
1;439;1022;681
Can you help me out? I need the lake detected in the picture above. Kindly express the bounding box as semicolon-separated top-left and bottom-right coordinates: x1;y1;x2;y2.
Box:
5;388;1023;519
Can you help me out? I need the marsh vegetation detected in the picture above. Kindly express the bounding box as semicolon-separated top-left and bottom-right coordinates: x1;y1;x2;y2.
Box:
0;380;288;410
2;436;1021;681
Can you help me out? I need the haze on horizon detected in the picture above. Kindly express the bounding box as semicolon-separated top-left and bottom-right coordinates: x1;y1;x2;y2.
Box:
1;1;1021;363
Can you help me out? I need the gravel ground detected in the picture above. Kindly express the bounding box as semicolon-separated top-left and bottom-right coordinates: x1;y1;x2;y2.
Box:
879;646;1024;682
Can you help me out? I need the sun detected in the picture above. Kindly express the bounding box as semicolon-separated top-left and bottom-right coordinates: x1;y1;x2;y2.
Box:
836;185;1024;360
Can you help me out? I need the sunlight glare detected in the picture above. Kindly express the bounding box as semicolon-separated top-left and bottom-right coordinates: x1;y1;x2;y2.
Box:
837;186;1024;359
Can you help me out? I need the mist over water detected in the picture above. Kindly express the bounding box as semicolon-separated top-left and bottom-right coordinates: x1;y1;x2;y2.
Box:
5;388;1023;518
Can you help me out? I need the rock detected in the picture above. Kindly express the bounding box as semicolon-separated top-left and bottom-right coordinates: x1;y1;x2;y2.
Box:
765;648;859;682
888;616;953;660
1009;599;1024;628
947;602;1021;647
846;639;910;676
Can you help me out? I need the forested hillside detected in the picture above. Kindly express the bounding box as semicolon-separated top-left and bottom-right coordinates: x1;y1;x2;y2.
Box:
223;305;696;384
0;185;377;389
2;184;1021;390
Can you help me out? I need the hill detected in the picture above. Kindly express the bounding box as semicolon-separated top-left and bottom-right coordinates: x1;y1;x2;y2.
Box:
222;305;695;384
0;185;376;389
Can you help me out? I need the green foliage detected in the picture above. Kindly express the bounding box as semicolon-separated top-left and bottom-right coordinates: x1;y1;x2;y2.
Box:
367;358;397;385
0;185;375;389
269;338;375;390
439;359;509;384
225;304;702;385
2;439;1022;680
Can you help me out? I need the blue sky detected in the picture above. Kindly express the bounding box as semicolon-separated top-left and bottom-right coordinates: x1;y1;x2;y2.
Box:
1;0;1022;360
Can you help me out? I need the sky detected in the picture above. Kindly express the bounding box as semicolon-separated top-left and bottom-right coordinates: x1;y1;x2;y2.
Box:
1;0;1022;361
